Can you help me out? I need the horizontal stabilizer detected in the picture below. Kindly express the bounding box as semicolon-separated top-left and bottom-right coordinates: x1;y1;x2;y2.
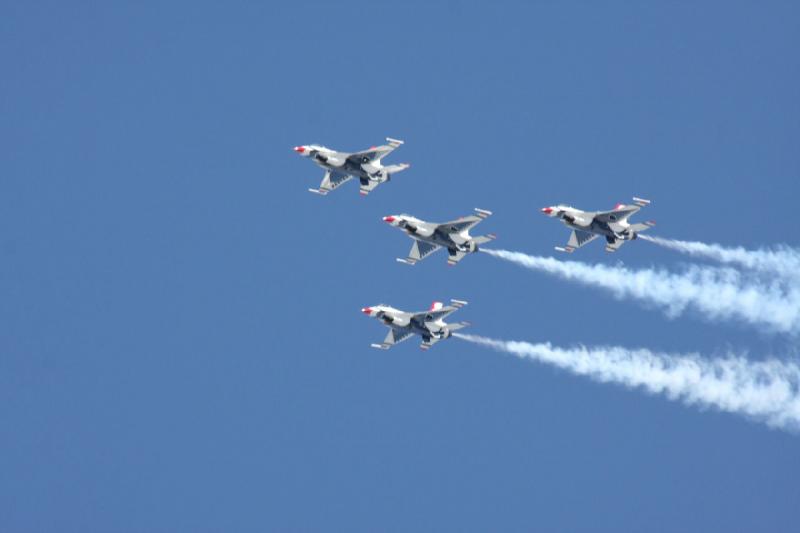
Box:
448;321;471;331
447;250;467;266
383;163;410;174
473;233;497;245
605;239;626;253
629;222;655;233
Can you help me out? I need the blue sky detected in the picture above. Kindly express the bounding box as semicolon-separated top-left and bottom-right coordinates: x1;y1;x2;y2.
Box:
2;2;799;531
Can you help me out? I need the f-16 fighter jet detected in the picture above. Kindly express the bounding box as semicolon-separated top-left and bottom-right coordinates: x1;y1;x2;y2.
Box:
541;197;655;253
293;137;410;196
361;299;470;350
382;208;497;266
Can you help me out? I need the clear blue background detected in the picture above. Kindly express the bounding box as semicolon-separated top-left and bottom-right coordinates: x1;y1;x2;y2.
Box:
2;2;799;531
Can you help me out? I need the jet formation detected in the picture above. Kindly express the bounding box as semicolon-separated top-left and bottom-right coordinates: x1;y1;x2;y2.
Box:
292;137;654;349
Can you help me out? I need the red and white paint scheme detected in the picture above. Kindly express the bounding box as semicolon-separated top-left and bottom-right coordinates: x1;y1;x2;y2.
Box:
292;137;410;197
540;197;655;253
381;208;497;266
360;299;470;351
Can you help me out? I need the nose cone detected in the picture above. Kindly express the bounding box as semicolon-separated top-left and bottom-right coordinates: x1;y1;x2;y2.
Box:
382;216;396;223
541;207;553;215
361;307;373;315
293;146;305;153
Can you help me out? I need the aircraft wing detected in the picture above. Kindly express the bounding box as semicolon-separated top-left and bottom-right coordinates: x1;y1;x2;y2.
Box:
350;137;405;163
371;327;415;350
594;197;650;223
308;169;352;195
437;208;493;234
556;229;599;253
397;239;441;265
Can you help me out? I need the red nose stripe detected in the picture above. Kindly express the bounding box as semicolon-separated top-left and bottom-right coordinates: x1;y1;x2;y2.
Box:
361;307;373;315
383;216;395;223
541;207;553;214
293;146;305;153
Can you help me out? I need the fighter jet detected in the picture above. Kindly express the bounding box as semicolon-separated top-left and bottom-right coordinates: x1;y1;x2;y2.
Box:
361;299;470;350
293;137;410;196
382;208;497;266
541;197;655;253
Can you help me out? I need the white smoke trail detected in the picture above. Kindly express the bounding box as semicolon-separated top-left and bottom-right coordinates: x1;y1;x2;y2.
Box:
481;248;800;334
639;234;800;279
455;332;800;431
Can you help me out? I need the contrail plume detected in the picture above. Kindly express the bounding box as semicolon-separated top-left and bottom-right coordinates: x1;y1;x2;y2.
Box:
481;248;800;335
639;235;800;279
454;332;800;431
